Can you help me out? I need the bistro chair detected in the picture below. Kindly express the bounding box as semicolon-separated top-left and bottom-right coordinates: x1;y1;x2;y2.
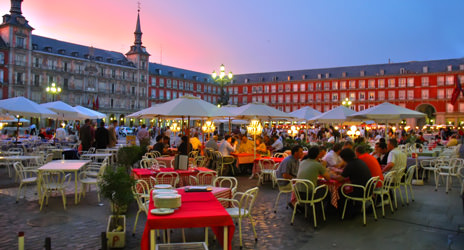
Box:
290;179;328;228
390;168;406;208
273;152;288;158
420;158;438;182
132;179;150;235
373;171;396;217
78;163;107;202
436;158;463;193
218;187;259;249
13;162;38;202
400;165;416;204
272;171;292;213
256;158;277;186
189;171;216;186
341;176;379;226
39;170;71;211
213;176;238;196
150;172;179;187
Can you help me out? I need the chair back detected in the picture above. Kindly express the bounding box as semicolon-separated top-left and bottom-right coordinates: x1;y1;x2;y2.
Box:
41;170;70;190
132;179;150;214
87;147;96;154
192;156;207;168
364;176;380;199
239;187;259;215
273;152;288;158
151;151;162;158
154;172;179;187
188;150;199;159
8;147;24;156
140;158;154;169
381;171;396;191
214;151;224;171
45;153;54;163
195;171;216;186
258;158;276;171
13;162;28;181
292;179;315;201
213;176;238;194
404;165;416;184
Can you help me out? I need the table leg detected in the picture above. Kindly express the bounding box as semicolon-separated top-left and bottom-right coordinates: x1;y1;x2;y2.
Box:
204;228;208;247
37;171;42;205
74;170;78;204
223;226;228;250
150;229;156;250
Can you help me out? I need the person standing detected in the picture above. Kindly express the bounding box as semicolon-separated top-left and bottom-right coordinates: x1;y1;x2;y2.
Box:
108;120;118;148
79;119;93;151
137;124;150;147
95;122;109;149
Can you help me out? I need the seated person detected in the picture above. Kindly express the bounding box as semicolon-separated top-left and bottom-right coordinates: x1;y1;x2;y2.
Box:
269;135;283;153
177;135;193;156
255;137;268;155
275;145;304;182
152;135;169;155
446;135;458;147
189;133;202;151
205;135;219;151
322;143;344;169
297;146;331;190
373;142;389;166
218;135;236;156
237;135;254;154
355;145;383;187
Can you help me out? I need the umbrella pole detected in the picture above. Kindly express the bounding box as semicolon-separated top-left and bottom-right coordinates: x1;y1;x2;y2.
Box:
228;117;231;136
412;144;424;185
16;116;20;142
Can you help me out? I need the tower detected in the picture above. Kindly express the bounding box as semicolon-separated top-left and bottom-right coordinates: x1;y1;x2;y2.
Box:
126;8;150;110
0;0;34;98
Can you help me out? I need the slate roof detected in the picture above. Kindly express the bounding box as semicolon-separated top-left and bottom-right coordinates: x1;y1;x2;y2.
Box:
31;35;136;68
232;58;464;84
149;62;213;83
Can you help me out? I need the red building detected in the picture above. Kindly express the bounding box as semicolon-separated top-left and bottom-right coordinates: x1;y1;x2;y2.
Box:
0;36;7;98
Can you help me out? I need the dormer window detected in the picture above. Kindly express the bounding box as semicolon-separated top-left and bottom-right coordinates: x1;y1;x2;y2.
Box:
32;44;38;50
260;77;265;82
317;74;322;79
325;73;330;78
360;70;365;77
84;54;90;59
460;65;464;70
168;71;174;76
272;76;278;82
244;78;249;83
447;65;453;72
422;66;428;73
380;69;385;75
117;60;123;65
302;74;307;80
106;58;113;63
287;76;292;81
342;72;347;77
180;73;186;79
58;49;65;55
96;56;103;61
400;68;405;74
44;46;52;52
71;52;79;57
193;76;199;81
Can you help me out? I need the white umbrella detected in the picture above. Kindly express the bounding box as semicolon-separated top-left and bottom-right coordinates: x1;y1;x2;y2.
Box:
290;106;322;121
347;102;426;121
0;117;30;123
74;105;106;119
309;106;356;124
233;102;295;120
0;96;56;118
41;101;88;120
127;105;160;119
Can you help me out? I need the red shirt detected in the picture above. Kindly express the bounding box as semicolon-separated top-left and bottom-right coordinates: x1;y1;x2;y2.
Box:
358;153;384;187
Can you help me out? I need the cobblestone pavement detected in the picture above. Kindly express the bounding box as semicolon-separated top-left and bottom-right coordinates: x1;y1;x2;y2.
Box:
1;164;464;250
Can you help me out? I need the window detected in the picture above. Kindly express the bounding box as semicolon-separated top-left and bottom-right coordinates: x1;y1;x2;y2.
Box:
447;103;454;113
292;94;298;103
316;93;321;101
407;90;414;99
278;95;283;104
172;91;177;99
460;103;464;112
359;105;365;111
0;52;4;64
264;85;269;93
349;92;356;100
324;93;330;101
388;79;395;88
421;77;429;86
278;85;283;92
332;81;338;90
349;80;356;89
437;76;444;86
398;90;405;100
421;89;429;99
388;90;395;100
306;83;312;91
285;94;291;103
359;80;365;89
437;89;444;99
264;96;269;103
308;94;313;102
285;84;291;91
407;77;414;87
243;86;247;94
271;95;276;104
446;88;453;98
167;79;172;88
368;91;375;100
16;36;25;48
0;70;3;83
159;78;164;87
423;66;428;73
324;82;330;90
252;86;256;93
293;84;298;92
447;65;453;72
173;80;178;89
300;93;306;103
368;80;375;88
340;92;346;100
332;93;338;101
340;81;347;90
315;82;321;90
299;83;306;92
359;92;365;100
398;78;406;87
16;72;23;84
378;79;385;88
166;90;171;100
378;91;385;100
446;75;454;85
271;85;276;93
131;86;136;95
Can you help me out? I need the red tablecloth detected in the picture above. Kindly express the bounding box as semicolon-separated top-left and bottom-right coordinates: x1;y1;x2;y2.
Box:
156;156;175;167
141;189;235;249
132;167;215;187
252;157;284;175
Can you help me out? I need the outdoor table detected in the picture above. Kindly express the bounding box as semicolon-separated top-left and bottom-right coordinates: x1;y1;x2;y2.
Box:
80;153;113;162
407;156;435;168
141;189;235;250
99;148;119;162
0;155;41;177
290;178;347;209
38;160;91;204
132;167;215;187
230;153;257;169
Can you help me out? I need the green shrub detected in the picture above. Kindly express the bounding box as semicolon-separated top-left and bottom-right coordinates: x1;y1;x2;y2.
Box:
117;146;144;168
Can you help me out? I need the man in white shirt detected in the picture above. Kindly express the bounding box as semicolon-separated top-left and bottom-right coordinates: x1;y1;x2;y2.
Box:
270;135;283;153
322;143;344;169
218;135;236;156
55;125;67;141
383;138;407;174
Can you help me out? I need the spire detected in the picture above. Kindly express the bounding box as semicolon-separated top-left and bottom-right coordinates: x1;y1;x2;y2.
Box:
134;10;142;46
10;0;22;15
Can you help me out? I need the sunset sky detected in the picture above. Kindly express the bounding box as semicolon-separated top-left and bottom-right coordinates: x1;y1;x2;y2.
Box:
2;0;464;74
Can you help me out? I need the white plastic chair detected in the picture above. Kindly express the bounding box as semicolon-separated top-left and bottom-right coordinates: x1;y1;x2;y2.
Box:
132;179;150;235
373;171;395;217
78;163;107;202
13;162;38;202
290;179;328;228
257;159;277;186
341;176;379;225
213;176;238;196
39;170;71;210
273;152;288;158
436;158;463;193
151;172;179;187
272;171;292;213
189;171;216;186
400;165;416;204
217;187;259;248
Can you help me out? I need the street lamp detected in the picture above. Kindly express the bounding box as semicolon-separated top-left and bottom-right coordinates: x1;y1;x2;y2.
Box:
287;125;299;138
247;119;263;157
46;82;62;101
211;64;233;106
341;98;352;107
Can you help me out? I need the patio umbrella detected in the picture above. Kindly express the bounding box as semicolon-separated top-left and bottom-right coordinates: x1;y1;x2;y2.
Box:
290;106;322;121
220;105;239;133
308;106;356;124
347;102;426;121
74;105;107;119
233;103;295;120
41;101;88;120
0;96;57;140
126;105;160;119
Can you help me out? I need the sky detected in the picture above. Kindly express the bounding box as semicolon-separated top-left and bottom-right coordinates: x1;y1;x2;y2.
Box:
2;0;464;74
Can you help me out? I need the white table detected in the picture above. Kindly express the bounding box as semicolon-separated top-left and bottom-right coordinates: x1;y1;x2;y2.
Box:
0;155;42;177
38;160;91;204
81;153;113;162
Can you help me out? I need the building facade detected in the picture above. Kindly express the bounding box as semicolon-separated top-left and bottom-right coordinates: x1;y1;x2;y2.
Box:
1;0;463;128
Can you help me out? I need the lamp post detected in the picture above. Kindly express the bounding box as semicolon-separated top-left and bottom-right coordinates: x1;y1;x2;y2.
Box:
211;64;233;107
341;97;352;107
202;120;216;143
247;119;263;157
171;122;181;147
46;82;62;102
287;125;299;139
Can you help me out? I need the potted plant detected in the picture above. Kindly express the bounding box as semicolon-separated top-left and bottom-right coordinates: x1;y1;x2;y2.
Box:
99;166;136;248
117;146;145;169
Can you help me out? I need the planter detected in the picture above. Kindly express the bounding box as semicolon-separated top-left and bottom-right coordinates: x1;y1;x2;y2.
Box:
107;215;126;248
110;202;128;214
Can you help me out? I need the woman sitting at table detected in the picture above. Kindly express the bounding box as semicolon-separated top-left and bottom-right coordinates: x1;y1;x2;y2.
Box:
255;137;268;156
